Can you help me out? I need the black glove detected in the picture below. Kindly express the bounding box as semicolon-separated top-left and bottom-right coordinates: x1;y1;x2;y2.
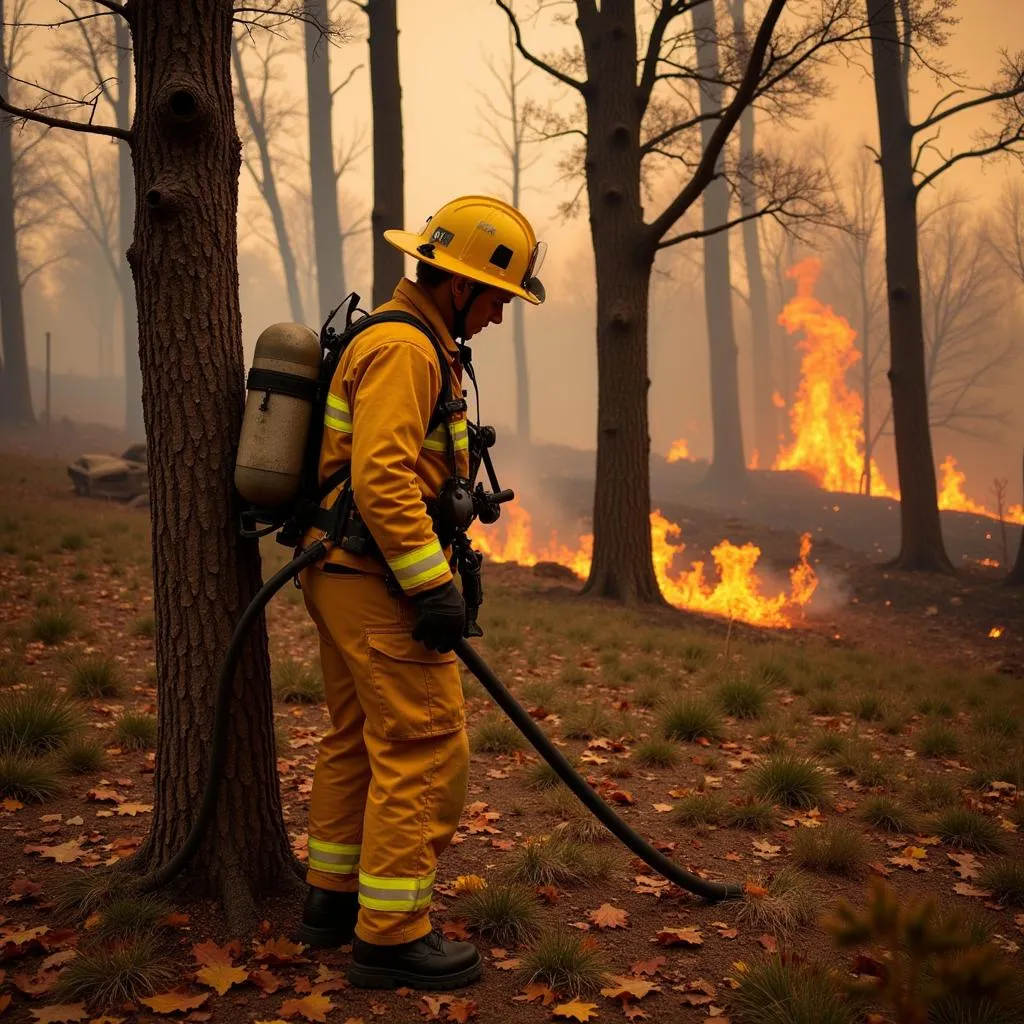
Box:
411;580;466;653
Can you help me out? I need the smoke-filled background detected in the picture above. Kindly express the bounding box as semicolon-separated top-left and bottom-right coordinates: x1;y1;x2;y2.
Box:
12;0;1024;507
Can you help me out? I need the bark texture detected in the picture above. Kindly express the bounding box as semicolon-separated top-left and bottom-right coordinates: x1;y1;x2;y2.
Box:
304;0;346;323
694;0;746;492
731;0;774;464
366;0;404;305
867;0;952;571
0;0;34;426
579;3;662;604
1008;452;1024;586
116;15;143;439
232;39;305;324
128;0;296;923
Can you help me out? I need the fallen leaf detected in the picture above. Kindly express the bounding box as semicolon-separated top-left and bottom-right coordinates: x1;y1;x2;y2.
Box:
889;856;930;873
491;957;522;971
253;937;308;965
953;883;991;899
948;853;982;880
587;904;629;930
6;879;43;904
599;977;659;1001
249;969;284;994
552;1001;600;1021
752;841;781;860
29;1005;87;1023
608;790;634;805
451;875;487;894
629;958;665;977
22;841;86;864
442;920;471;941
513;982;557;1006
191;940;236;969
652;804;673;813
655;926;703;947
279;994;333;1022
195;963;248;996
139;992;211;1014
536;885;559;904
446;997;477;1023
757;935;777;953
114;803;152;817
1;799;23;812
742;882;768;898
85;789;123;804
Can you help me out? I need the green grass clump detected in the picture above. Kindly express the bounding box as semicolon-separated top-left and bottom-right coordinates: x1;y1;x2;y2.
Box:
751;654;792;688
808;692;841;716
749;754;827;809
271;658;322;704
457;884;541;946
723;799;777;832
932;808;1009;854
0;748;64;802
59;737;109;775
0;685;82;752
979;859;1024;907
52;871;122;921
715;676;768;719
113;712;157;751
661;697;724;743
544;787;609;844
0;657;24;689
56;934;176;1007
505;837;603;886
557;664;589;689
131;615;155;639
729;956;856;1024
854;694;885;722
71;656;124;698
59;532;87;551
526;760;563;791
909;776;960;812
734;867;817;937
471;713;528;754
29;606;77;645
916;723;961;759
521;929;609;998
674;792;728;828
562;704;614;740
858;795;918;833
811;732;846;757
792;822;867;875
633;737;681;768
97;897;173;940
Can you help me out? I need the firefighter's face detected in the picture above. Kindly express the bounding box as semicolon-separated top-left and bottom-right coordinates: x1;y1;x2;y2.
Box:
453;279;513;339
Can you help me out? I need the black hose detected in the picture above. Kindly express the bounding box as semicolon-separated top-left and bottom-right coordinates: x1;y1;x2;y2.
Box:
454;638;744;902
138;540;328;892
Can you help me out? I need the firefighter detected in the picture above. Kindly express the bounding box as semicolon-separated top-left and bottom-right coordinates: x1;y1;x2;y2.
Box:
297;196;545;990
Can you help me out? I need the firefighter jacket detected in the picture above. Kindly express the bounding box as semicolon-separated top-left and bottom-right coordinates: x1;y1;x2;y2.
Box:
307;278;470;596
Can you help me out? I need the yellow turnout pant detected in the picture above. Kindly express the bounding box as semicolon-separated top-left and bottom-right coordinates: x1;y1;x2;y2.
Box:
301;564;469;945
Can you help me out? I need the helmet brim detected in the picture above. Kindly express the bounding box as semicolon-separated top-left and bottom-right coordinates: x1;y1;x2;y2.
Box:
384;229;545;305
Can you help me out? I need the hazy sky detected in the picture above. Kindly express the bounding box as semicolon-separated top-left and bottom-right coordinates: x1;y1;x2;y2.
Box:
15;0;1024;493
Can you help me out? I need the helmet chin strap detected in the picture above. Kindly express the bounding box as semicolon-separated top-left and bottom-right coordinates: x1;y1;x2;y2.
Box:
450;281;485;342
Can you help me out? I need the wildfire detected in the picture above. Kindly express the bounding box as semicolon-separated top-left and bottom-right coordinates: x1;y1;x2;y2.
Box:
772;258;896;497
666;438;691;463
989;626;1005;639
937;457;1024;525
474;505;817;629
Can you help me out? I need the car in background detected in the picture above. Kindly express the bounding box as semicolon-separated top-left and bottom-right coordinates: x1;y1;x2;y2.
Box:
67;442;149;502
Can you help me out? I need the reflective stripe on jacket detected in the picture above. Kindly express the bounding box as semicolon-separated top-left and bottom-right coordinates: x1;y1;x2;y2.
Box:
306;278;470;595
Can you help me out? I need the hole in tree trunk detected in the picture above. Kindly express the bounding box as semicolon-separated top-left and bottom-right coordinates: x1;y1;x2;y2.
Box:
170;90;198;119
146;190;162;207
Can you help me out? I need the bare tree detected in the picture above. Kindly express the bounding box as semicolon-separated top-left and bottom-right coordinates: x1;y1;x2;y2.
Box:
497;0;856;603
477;26;541;441
232;31;306;323
0;0;340;925
866;0;1024;571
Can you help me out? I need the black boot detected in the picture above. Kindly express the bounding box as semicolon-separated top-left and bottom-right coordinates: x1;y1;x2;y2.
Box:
347;928;482;990
298;887;359;948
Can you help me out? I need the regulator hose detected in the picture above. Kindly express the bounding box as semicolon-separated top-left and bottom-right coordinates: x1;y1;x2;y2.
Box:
145;539;743;903
138;540;329;892
455;638;743;902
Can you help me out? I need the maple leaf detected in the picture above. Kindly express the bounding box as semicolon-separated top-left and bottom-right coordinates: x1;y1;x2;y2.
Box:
451;875;487;894
191;939;236;969
279;994;333;1022
757;934;778;953
513;982;557;1006
139;991;211;1014
85;789;123;804
417;995;450;1019
608;790;634;805
446;997;478;1022
652;803;673;813
552;1001;600;1021
953;883;991;898
114;802;152;816
29;1004;87;1023
536;885;559;904
249;969;284;994
6;879;43;904
889;856;930;873
1;798;23;812
752;841;781;860
655;926;703;947
196;963;249;996
442;919;471;941
587;904;629;930
23;841;86;864
599;977;659;1001
628;958;665;977
491;957;522;971
253;937;308;964
622;1005;648;1021
948;853;982;880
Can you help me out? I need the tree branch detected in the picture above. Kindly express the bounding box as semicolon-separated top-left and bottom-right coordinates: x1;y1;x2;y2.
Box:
912;79;1024;134
493;0;584;92
646;0;787;246
0;93;129;141
915;131;1024;194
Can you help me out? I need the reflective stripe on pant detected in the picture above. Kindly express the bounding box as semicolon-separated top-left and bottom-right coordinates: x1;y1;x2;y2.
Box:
301;565;469;945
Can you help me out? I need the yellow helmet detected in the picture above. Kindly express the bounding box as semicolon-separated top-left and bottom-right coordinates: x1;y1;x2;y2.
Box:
384;195;546;305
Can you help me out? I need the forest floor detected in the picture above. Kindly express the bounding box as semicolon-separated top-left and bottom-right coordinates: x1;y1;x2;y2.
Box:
1;448;1023;1024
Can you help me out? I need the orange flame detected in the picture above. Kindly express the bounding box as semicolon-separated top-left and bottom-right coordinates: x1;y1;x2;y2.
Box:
474;506;817;629
989;626;1005;639
937;456;1024;525
666;438;691;463
771;258;897;497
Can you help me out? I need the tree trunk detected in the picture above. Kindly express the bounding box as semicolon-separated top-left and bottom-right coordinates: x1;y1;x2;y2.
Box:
0;0;34;426
731;0;774;464
232;39;305;325
116;15;143;439
579;3;662;605
859;264;873;494
867;0;951;571
1007;451;1024;586
366;0;404;306
511;108;530;441
304;0;346;323
694;0;746;492
128;0;297;927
